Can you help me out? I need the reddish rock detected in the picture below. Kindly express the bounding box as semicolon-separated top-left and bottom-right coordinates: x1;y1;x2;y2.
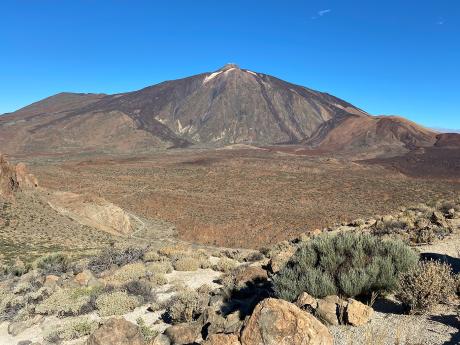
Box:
240;298;333;345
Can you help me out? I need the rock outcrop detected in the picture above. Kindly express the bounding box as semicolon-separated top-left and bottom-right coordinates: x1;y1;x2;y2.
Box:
86;318;145;345
240;298;333;345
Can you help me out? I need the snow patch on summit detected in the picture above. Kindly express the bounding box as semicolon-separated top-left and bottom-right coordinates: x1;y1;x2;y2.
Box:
247;70;257;76
203;71;222;84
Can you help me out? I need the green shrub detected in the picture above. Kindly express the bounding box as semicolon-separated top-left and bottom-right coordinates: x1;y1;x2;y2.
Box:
273;233;418;301
136;317;158;342
35;253;70;275
36;287;99;316
398;260;456;313
96;291;139;316
165;289;209;324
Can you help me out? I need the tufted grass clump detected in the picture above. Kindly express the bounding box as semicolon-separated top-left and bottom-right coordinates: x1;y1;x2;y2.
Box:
273;232;418;301
44;317;99;342
398;260;456;313
146;261;173;275
36;287;100;316
96;291;139;316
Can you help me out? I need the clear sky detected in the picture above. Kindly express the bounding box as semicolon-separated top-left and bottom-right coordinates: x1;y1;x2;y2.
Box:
1;1;459;129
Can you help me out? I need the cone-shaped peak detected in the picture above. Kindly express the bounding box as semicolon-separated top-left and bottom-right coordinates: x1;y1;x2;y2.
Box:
219;63;240;71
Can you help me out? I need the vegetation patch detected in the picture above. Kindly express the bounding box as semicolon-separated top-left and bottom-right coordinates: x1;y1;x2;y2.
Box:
273;232;418;301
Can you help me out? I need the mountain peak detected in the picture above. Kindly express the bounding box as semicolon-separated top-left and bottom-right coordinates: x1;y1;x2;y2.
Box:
219;63;240;71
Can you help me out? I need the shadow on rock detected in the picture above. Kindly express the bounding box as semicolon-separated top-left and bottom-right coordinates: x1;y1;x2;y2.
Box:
220;277;273;318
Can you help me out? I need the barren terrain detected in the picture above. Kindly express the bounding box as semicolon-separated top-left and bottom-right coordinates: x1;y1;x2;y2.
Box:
23;147;460;248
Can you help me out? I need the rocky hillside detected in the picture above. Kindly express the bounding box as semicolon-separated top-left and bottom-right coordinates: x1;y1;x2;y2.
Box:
0;197;459;344
0;65;436;156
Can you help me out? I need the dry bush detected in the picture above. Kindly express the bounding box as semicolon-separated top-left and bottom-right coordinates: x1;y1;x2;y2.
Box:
398;260;456;313
36;287;100;316
173;257;200;271
106;262;147;285
158;245;187;258
149;273;168;286
122;280;155;303
88;246;146;274
273;233;418;301
143;250;161;262
164;289;209;324
95;291;139;316
213;257;238;273
136;317;158;342
44;317;99;342
146;261;173;275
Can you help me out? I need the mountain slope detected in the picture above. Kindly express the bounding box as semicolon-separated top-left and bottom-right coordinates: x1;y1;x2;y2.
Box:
0;64;436;156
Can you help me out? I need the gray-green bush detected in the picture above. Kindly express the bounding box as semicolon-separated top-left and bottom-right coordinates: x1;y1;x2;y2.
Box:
273;232;418;301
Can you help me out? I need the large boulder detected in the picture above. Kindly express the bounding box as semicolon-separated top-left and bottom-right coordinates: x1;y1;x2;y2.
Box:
345;299;373;326
86;318;145;345
315;296;341;326
203;334;241;345
164;322;201;345
240;298;333;345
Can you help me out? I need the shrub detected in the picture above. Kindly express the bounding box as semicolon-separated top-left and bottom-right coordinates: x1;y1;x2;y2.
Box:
88;246;146;274
144;250;161;262
213;257;237;273
273;233;418;301
164;289;209;324
146;261;173;275
173;257;200;271
44;317;99;342
149;273;168;286
106;262;147;285
36;287;99;316
35;253;70;275
136;317;158;342
123;280;155;303
398;260;456;313
96;291;139;316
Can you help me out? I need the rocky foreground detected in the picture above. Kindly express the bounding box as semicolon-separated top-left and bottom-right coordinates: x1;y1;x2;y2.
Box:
0;195;459;345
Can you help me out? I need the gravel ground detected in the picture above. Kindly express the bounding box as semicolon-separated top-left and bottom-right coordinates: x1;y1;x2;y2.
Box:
331;308;459;345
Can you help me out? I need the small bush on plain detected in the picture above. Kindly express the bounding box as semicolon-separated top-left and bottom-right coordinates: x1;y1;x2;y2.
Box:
398;260;456;313
173;257;200;271
88;246;145;274
273;232;418;301
96;291;139;316
164;289;209;324
36;287;99;316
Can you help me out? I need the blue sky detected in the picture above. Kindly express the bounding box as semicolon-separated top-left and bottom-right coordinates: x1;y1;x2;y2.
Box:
1;1;459;129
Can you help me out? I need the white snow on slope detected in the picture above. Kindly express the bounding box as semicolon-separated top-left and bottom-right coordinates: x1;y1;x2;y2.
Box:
247;70;257;76
203;71;222;83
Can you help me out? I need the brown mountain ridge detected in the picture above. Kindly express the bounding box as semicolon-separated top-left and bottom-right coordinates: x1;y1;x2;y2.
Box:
0;64;439;157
